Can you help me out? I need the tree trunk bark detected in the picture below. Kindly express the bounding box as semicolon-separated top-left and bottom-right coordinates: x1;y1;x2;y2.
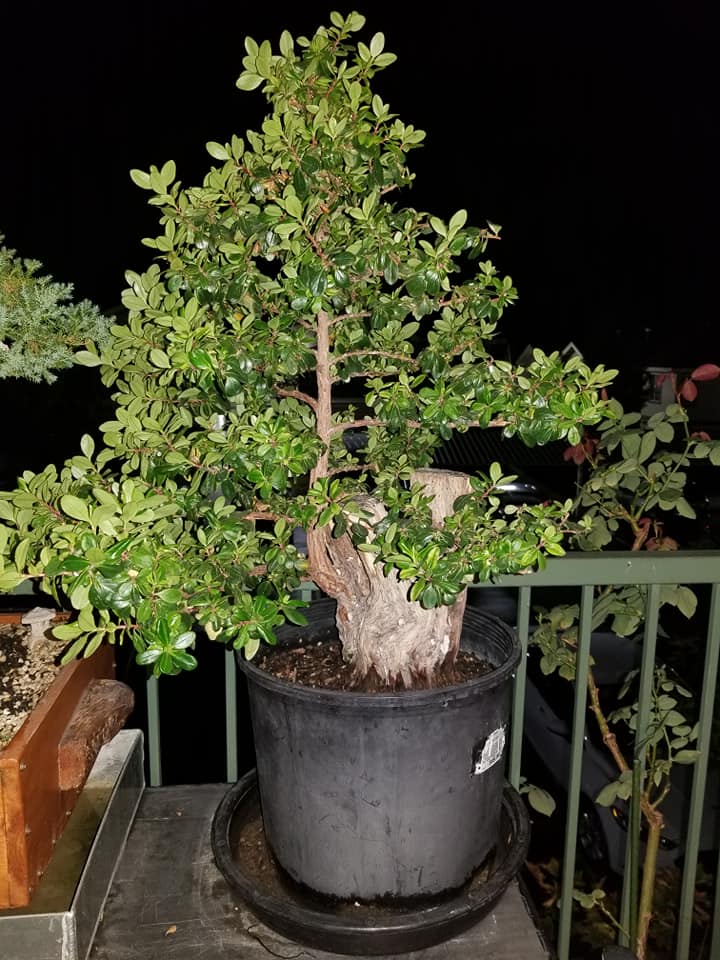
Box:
306;469;472;688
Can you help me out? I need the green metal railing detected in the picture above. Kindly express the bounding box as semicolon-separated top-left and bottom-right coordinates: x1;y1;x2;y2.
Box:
144;550;720;960
496;551;720;960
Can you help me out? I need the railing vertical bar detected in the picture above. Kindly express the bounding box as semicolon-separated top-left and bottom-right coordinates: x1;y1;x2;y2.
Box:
509;585;532;789
557;583;595;960
677;582;720;960
619;843;632;949
146;673;162;786
225;648;239;783
625;582;661;948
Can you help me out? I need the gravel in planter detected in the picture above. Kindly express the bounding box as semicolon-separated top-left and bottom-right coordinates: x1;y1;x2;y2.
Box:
0;623;63;748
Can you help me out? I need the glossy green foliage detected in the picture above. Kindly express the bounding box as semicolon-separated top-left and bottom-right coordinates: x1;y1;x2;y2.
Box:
573;396;720;556
0;12;615;674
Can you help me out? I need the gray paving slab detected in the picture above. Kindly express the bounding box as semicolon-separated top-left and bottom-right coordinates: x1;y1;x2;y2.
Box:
91;784;549;960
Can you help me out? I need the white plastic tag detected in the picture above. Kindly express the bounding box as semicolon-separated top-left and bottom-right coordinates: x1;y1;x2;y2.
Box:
473;727;506;775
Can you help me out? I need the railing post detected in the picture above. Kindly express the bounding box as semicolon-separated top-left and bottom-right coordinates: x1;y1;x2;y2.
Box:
677;582;720;959
225;647;239;783
509;585;532;789
557;583;595;960
619;582;661;949
146;673;162;787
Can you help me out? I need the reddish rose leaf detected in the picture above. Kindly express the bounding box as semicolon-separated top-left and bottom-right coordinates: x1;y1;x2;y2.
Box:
681;379;698;402
563;444;585;465
690;363;720;382
584;437;598;457
646;536;679;552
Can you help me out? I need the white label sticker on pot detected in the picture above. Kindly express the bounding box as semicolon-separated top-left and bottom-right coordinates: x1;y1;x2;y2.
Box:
473;727;506;775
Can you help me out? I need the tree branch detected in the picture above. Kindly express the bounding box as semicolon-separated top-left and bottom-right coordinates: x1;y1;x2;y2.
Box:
332;350;419;367
276;387;318;413
328;415;509;437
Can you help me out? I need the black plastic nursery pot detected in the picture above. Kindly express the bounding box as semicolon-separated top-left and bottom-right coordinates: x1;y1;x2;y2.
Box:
213;598;526;952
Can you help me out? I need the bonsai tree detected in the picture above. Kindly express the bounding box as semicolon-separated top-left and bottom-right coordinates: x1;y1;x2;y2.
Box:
0;11;615;687
0;234;110;383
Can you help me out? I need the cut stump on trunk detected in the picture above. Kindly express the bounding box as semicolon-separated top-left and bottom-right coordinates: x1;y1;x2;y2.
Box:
308;468;473;688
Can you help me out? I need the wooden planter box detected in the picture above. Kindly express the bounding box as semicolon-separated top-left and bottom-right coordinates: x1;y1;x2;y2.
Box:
0;622;133;909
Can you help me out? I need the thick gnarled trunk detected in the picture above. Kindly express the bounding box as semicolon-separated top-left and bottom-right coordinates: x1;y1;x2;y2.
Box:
306;469;472;688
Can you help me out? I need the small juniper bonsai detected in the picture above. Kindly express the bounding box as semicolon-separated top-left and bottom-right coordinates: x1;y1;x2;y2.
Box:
0;234;110;383
0;11;615;688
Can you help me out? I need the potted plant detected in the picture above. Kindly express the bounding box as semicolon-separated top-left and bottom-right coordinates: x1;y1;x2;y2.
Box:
0;10;615;946
0;235;131;910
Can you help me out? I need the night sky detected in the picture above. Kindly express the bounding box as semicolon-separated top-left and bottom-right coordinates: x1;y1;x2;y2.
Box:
1;1;717;391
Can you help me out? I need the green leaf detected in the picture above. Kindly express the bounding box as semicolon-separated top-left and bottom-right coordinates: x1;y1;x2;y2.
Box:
279;30;294;57
69;582;91;611
150;348;171;368
638;431;657;463
57;636;89;663
171;650;198;671
527;785;556;817
137;648;161;665
285;195;303;220
675;585;697;619
74;350;102;367
596;781;620;806
369;32;385;57
448;209;467;236
674;749;700;764
52;622;83;641
173;630;196;653
675;497;696;519
284;607;308;627
244;634;261;659
653;421;674;443
78;605;96;631
236;72;263;91
160;160;176;186
61;495;91;523
80;434;95;459
405;273;427;297
0;569;25;591
129;169;152;189
206;141;230;161
48;555;90;574
421;584;439;608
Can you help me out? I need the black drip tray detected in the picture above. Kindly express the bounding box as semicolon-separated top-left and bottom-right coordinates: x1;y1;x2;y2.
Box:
211;769;530;956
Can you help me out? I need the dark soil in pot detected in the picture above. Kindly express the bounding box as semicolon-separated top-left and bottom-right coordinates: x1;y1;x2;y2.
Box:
255;633;494;689
212;768;531;956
